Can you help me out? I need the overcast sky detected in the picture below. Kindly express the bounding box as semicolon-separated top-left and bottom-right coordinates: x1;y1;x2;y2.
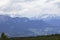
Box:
0;0;60;18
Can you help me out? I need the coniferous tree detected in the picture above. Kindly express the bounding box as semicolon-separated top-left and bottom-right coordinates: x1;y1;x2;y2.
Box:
1;32;10;40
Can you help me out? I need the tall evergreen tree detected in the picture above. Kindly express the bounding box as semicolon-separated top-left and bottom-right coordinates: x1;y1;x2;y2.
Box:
1;32;10;40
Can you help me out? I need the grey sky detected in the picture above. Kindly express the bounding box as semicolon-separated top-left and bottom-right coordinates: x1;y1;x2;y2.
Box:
0;0;60;18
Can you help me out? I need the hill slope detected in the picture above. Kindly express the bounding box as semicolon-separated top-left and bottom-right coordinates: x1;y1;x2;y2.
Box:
11;34;60;40
0;15;60;37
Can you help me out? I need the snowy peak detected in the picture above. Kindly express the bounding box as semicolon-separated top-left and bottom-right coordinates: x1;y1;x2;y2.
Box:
39;14;59;21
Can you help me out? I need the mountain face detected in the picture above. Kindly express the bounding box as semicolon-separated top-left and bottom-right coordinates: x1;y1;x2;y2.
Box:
41;14;60;26
0;15;60;37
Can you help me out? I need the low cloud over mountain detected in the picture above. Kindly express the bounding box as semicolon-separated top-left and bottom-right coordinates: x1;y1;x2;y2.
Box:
0;0;60;18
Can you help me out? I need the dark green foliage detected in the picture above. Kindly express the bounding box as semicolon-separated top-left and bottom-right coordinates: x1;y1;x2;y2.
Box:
0;32;10;40
1;33;60;40
11;34;60;40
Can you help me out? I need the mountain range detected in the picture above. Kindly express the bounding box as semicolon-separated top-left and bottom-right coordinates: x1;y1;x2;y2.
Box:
0;15;60;37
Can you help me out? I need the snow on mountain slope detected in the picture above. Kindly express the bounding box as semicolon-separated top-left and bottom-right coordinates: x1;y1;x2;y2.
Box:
39;14;60;26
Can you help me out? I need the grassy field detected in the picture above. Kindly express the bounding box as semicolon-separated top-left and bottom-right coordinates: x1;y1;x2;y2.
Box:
0;34;60;40
10;34;60;40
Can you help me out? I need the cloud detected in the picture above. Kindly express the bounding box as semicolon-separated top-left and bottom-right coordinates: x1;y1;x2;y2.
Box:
54;2;60;8
0;0;10;7
11;0;35;2
28;28;43;35
0;0;60;18
28;27;60;35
